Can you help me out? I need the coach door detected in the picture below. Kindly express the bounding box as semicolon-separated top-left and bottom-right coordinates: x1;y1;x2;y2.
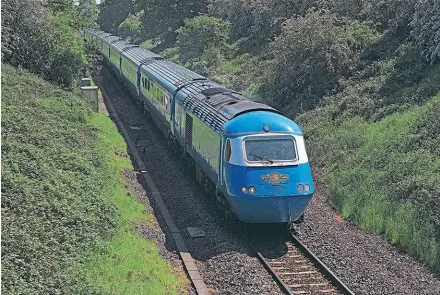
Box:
185;113;193;149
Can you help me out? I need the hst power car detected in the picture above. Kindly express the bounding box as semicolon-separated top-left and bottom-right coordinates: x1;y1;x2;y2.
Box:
84;28;315;224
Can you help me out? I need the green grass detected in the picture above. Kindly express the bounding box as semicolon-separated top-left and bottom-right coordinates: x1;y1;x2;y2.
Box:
1;64;187;294
84;115;187;294
300;93;440;270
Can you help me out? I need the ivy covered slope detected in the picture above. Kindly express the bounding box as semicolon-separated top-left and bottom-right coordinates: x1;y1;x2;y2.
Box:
1;64;186;294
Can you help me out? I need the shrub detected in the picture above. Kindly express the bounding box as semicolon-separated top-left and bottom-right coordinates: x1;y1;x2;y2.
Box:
301;94;440;270
262;11;379;114
176;16;230;63
1;64;186;294
1;0;86;88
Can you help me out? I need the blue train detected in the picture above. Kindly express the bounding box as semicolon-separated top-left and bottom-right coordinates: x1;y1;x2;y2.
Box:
84;29;315;225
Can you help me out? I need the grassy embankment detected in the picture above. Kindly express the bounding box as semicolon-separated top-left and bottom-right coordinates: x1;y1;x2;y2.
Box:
298;55;440;270
1;64;187;294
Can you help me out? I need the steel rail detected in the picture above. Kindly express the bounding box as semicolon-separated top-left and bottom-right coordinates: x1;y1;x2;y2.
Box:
289;233;355;295
246;232;355;295
246;238;297;295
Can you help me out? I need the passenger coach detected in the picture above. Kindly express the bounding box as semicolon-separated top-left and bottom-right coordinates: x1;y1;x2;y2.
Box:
84;29;315;224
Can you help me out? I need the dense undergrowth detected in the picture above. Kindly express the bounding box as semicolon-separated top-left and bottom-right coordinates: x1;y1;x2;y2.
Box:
300;93;440;269
1;64;186;294
296;40;440;270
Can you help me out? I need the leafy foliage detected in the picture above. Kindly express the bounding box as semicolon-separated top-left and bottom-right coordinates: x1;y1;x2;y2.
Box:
1;0;86;88
118;14;143;43
77;0;99;29
299;94;440;270
97;0;136;34
1;64;186;294
2;64;114;294
177;16;230;63
138;0;208;48
262;11;379;114
208;0;315;53
410;0;440;64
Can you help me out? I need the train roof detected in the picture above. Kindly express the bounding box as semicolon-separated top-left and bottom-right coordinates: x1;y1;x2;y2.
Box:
94;31;108;37
110;40;131;51
224;111;303;136
122;47;162;66
102;35;120;43
94;30;282;133
95;32;112;41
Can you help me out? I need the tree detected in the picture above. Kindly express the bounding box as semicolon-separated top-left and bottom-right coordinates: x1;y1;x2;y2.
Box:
262;10;379;114
2;0;86;88
138;0;208;47
77;0;99;29
97;0;136;34
176;16;230;63
208;0;316;53
118;14;143;43
47;0;76;13
410;0;440;64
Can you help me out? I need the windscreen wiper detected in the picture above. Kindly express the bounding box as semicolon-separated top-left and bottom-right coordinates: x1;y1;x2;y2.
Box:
249;153;273;164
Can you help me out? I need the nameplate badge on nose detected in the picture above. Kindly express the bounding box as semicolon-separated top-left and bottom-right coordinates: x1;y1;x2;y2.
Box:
260;172;289;184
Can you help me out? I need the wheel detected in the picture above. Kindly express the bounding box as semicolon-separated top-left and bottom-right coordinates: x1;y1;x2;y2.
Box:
203;176;212;196
293;213;304;224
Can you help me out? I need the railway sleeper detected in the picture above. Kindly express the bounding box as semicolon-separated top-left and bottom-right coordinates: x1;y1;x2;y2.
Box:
272;265;314;271
288;283;329;288
280;270;318;275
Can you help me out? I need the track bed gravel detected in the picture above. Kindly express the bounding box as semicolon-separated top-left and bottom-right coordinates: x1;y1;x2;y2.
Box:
97;66;440;295
294;169;440;295
97;67;283;295
98;90;196;295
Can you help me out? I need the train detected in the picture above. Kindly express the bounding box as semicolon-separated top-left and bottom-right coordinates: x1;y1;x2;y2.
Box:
84;28;315;225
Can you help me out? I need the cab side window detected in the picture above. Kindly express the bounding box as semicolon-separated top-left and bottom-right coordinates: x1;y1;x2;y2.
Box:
224;139;231;162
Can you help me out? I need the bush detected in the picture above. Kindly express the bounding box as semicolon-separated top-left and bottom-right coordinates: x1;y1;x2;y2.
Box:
176;16;230;63
262;11;379;114
1;64;186;294
1;64;115;294
300;93;440;271
1;0;86;88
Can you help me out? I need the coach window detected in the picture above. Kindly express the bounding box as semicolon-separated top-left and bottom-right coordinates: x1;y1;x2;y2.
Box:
162;93;167;106
224;139;231;162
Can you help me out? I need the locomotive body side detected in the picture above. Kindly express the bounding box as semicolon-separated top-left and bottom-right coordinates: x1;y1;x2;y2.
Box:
84;28;315;224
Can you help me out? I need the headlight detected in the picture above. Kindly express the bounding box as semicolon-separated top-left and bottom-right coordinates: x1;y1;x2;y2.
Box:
297;184;304;193
249;186;256;194
241;186;247;193
304;184;310;192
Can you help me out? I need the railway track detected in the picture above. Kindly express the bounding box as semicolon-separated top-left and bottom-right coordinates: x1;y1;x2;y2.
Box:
247;230;355;295
96;64;354;295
